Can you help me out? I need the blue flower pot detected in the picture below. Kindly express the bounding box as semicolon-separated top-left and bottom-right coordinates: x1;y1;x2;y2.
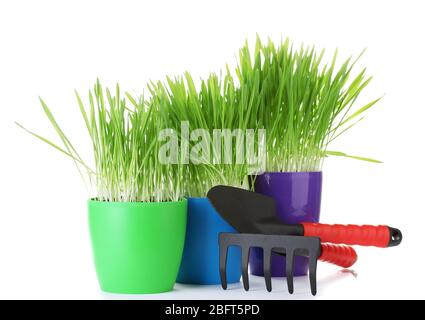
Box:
177;197;241;285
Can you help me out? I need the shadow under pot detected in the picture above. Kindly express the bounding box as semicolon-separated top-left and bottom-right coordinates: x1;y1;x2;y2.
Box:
177;197;241;285
88;199;187;294
249;172;322;277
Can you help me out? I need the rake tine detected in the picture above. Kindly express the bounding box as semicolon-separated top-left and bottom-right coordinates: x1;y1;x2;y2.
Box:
263;248;272;292
218;233;322;295
285;249;294;294
219;236;228;290
241;247;250;291
309;252;318;296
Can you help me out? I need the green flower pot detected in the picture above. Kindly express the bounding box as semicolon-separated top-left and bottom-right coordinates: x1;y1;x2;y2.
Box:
88;199;187;294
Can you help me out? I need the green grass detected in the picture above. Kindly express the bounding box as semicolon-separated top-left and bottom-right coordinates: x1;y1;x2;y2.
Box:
145;70;260;197
17;37;381;201
16;80;185;202
236;37;381;172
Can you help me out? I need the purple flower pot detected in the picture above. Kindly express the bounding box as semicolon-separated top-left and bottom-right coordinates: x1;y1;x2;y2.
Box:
249;172;322;277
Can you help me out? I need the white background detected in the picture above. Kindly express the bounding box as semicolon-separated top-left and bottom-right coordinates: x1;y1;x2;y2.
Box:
0;0;424;300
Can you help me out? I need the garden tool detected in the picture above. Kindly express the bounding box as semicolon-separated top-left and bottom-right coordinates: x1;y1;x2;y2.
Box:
207;185;402;295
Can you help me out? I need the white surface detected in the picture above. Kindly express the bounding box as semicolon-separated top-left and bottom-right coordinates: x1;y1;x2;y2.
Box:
0;0;423;299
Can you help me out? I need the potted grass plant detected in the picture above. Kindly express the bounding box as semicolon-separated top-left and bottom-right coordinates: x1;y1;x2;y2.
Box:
145;70;263;285
236;38;382;277
16;80;188;294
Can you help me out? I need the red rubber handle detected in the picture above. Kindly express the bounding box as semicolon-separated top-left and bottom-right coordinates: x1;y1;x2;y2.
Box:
319;243;357;268
303;223;390;247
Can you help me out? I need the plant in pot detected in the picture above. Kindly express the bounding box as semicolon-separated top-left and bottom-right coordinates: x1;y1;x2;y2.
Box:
236;38;382;277
16;80;188;294
146;71;263;285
